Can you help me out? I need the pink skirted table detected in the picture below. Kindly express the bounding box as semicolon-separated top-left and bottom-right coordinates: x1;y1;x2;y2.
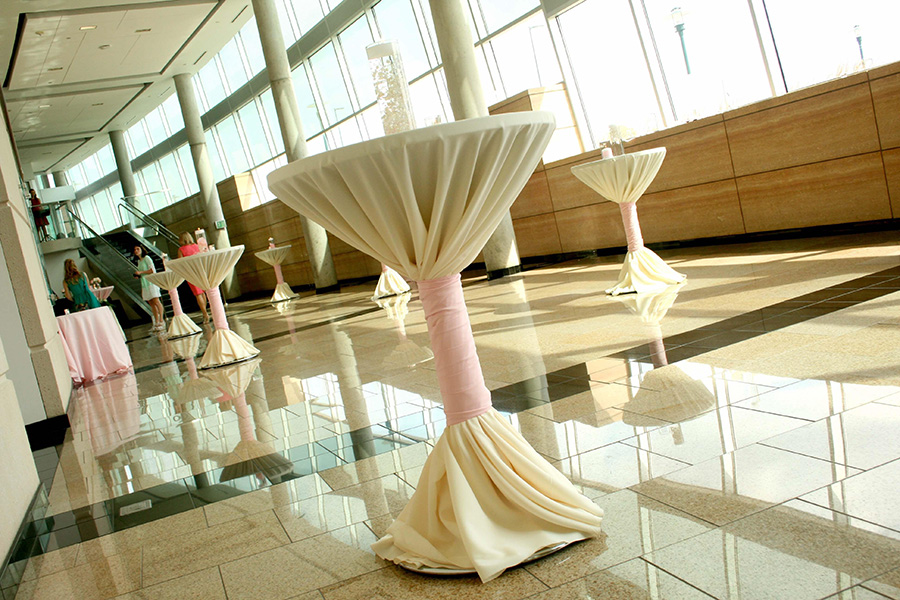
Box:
571;148;686;295
57;306;132;384
166;246;260;369
254;244;299;302
91;286;114;302
269;111;603;582
144;270;202;338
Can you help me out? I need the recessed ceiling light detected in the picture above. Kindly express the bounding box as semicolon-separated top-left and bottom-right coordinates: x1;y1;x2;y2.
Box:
39;104;50;108
47;67;63;72
134;28;151;33
79;25;97;31
99;44;111;50
91;103;104;106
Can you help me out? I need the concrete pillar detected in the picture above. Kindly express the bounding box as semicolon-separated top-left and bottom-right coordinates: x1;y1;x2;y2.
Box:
173;73;240;299
428;0;522;279
38;174;50;189
251;0;339;293
0;96;73;422
109;130;139;213
51;171;67;187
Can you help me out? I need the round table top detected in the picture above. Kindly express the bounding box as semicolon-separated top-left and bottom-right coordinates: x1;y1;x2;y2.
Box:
92;285;115;301
166;246;245;290
255;245;292;266
144;271;184;290
570;147;666;205
268;112;556;281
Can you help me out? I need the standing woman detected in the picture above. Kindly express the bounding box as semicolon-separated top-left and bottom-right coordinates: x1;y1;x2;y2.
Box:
62;259;100;311
29;189;50;241
134;245;165;331
177;232;209;323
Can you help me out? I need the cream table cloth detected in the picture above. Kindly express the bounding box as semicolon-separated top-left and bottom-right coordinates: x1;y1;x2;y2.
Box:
255;245;299;302
169;336;220;404
166;246;260;368
92;286;114;302
144;270;202;338
373;264;410;300
571;148;686;294
269;112;603;582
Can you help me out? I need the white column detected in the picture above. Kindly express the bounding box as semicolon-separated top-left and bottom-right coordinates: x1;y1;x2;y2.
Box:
51;171;67;187
109;130;139;208
252;0;339;292
173;73;240;299
428;0;521;279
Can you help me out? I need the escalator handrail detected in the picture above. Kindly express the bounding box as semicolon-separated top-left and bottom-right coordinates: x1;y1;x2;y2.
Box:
68;209;140;270
116;199;180;245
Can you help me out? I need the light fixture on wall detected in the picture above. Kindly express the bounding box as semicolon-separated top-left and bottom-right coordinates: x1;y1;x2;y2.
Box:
853;24;864;61
671;6;690;75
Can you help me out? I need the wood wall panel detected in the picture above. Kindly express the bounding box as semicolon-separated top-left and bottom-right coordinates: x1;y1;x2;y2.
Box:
513;213;562;257
881;148;900;218
511;171;553;219
639;180;745;243
737;153;891;232
555;202;624;253
726;83;880;176
870;73;900;150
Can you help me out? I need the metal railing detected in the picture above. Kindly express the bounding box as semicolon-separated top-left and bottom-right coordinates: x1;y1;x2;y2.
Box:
116;197;180;246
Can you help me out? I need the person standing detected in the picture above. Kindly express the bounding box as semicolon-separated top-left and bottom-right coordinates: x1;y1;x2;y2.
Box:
177;232;210;323
29;189;50;241
62;259;101;311
134;245;165;331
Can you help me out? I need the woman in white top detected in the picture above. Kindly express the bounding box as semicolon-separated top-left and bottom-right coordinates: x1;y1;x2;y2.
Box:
134;245;165;331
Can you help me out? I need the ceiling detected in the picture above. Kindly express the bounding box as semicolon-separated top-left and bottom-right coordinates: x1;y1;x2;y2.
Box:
1;0;254;176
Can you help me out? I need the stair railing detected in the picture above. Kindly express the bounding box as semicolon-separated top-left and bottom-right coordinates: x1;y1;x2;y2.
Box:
116;196;180;246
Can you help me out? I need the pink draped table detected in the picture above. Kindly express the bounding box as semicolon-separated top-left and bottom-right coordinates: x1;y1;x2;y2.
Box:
91;286;114;302
57;306;132;384
254;245;299;303
268;111;603;582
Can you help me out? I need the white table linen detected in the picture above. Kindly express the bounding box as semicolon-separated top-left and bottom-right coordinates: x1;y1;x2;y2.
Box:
571;148;686;294
373;265;410;300
255;245;299;302
269;112;603;582
144;271;202;338
166;246;260;368
92;286;114;302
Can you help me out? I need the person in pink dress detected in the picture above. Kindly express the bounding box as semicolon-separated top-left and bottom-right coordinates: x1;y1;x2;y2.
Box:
177;232;210;323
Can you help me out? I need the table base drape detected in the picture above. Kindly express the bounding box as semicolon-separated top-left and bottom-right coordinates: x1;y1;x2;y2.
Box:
271;282;298;302
373;265;410;300
372;409;604;582
168;314;202;338
198;330;260;369
607;247;686;295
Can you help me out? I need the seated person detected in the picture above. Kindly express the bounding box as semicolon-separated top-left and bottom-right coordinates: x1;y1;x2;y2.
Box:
62;259;100;312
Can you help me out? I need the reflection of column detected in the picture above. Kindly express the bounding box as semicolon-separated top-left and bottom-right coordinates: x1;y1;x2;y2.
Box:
251;0;338;293
427;0;521;280
173;74;239;299
109;130;138;222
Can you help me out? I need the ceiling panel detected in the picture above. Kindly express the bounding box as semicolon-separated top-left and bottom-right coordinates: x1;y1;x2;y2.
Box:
8;85;143;139
17;139;86;173
9;2;214;91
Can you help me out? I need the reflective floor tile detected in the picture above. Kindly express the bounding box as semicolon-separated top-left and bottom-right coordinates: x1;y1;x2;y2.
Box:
736;379;898;421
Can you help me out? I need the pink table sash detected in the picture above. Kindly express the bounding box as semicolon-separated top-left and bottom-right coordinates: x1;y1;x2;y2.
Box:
57;307;132;384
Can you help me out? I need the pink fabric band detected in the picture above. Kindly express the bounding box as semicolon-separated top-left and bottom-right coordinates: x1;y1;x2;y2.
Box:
381;263;389;274
417;273;492;426
186;357;198;380
234;394;255;440
649;338;668;369
168;287;184;316
206;287;229;330
273;264;285;285
620;202;644;253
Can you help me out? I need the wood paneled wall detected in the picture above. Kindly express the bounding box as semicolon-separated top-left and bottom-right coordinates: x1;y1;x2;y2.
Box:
520;62;899;257
151;62;900;298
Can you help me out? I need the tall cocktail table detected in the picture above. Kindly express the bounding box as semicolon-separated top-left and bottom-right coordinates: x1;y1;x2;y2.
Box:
571;148;686;294
144;270;202;338
255;245;299;302
166;246;260;369
269;111;603;582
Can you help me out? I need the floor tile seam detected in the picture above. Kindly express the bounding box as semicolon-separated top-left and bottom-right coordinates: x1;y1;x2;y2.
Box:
614;437;712;467
753;439;868;471
790;497;900;538
565;438;696;469
715;401;818;424
633;556;720;598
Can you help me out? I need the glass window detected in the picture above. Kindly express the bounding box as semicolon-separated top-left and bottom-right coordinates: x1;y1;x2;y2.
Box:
219;38;249;93
127;122;151;157
158;153;188;202
338;16;376;106
93;190;117;232
557;0;663;146
644;0;771;120
274;0;299;45
409;72;448;128
359;105;384;139
198;59;227;110
293;0;326;35
215;116;251;174
176;145;199;194
161;94;184;134
143;108;168;146
204;130;228;182
373;0;430;78
237;100;273;165
326;116;363;148
292;65;324;134
258;89;285;151
474;0;539;34
109;182;124;208
488;13;562;98
137;164;164;210
240;19;266;76
81;156;102;183
307;134;327;156
764;0;900;91
76;198;101;234
67;165;87;189
309;43;354;126
96;144;116;175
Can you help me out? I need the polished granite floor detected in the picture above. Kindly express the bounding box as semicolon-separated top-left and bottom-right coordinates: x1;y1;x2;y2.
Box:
5;230;900;599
